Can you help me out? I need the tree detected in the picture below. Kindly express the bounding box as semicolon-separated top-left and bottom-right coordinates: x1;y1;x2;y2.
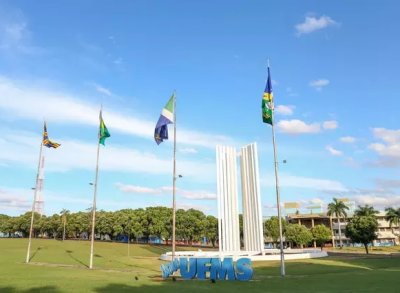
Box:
311;225;332;250
114;209;145;242
68;211;90;239
96;211;114;238
40;214;61;238
327;198;349;248
239;214;244;247
345;216;378;254
145;207;172;243
264;217;287;248
176;209;206;245
0;214;10;235
355;205;379;217
285;224;312;248
385;207;400;242
13;212;41;237
205;215;218;248
60;209;70;241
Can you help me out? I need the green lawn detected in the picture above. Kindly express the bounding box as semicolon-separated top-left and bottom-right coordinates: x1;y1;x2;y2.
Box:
0;239;399;292
329;245;400;254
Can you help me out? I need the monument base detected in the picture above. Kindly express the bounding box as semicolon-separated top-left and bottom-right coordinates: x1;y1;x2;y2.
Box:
160;248;328;262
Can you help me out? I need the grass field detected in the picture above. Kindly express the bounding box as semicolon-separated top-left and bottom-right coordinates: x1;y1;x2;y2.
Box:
0;239;399;292
330;245;400;254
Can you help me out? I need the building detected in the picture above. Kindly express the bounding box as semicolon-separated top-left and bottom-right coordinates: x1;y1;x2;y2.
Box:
287;211;399;247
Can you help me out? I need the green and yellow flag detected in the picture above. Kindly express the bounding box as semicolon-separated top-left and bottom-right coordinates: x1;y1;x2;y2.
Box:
262;67;273;125
99;110;110;145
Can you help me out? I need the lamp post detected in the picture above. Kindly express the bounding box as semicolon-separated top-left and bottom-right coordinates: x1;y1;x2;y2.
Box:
127;218;131;257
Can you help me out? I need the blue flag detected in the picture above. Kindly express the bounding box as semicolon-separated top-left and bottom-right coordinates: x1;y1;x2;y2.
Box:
154;93;175;145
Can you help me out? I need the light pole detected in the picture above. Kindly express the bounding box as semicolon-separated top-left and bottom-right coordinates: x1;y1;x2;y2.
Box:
127;218;131;258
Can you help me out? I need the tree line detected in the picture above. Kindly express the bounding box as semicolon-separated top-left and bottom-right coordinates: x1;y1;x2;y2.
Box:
1;202;399;253
0;207;219;247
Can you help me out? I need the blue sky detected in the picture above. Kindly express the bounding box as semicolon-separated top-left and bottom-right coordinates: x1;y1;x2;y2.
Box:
1;0;400;217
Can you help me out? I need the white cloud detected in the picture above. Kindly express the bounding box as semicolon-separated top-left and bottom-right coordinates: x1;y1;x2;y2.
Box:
309;79;330;90
369;143;400;158
0;16;29;50
340;136;356;143
93;83;112;97
261;174;348;193
275;105;294;116
0;9;42;55
116;183;216;200
351;195;400;210
180;190;216;200
115;183;162;194
375;179;400;189
4;22;27;43
372;128;400;144
369;128;400;158
0;188;31;212
303;198;324;205
0;131;215;181
179;148;198;154
322;120;338;130
295;15;337;36
276;119;321;134
0;76;234;149
281;174;347;192
326;145;343;156
286;87;298;97
277;119;337;135
176;203;212;212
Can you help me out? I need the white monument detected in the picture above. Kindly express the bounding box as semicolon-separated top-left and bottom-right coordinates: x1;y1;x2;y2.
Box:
216;145;241;252
240;143;264;253
216;143;264;254
160;142;328;261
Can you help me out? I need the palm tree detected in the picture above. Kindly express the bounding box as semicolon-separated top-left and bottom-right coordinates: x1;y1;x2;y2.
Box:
60;209;70;241
327;198;349;248
385;207;400;243
354;205;379;217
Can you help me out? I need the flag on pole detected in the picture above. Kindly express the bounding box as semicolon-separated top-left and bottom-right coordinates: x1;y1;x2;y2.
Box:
154;93;175;145
42;122;61;148
262;67;274;125
99;110;110;145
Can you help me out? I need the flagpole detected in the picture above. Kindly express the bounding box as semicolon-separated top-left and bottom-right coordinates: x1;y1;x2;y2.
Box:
26;142;43;263
271;121;285;277
89;120;101;269
267;60;285;277
172;92;177;261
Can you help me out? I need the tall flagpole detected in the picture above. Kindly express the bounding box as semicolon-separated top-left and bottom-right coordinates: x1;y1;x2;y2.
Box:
89;115;101;269
271;121;285;277
268;60;285;277
26;142;43;263
172;92;177;261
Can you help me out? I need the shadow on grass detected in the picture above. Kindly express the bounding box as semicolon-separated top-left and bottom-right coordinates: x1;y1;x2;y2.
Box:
93;281;226;293
29;247;42;262
65;250;88;268
140;245;170;255
0;286;61;292
254;255;400;280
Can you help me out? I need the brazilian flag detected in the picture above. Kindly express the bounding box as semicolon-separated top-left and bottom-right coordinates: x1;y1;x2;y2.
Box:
99;110;110;145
